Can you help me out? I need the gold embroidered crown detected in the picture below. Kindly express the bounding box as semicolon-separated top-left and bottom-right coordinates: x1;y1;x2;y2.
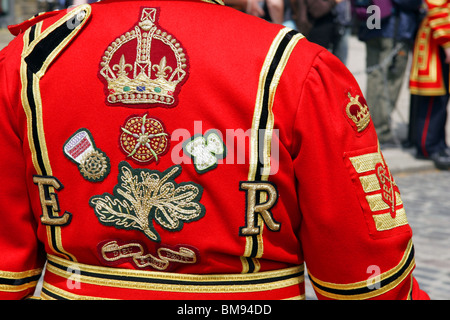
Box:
99;8;188;107
346;93;371;132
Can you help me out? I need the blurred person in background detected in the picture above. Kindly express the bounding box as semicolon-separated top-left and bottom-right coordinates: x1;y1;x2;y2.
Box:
331;0;352;64
352;0;423;148
410;0;450;170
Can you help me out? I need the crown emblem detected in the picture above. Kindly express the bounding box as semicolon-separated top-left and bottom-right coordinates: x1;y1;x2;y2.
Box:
345;92;371;133
99;8;188;107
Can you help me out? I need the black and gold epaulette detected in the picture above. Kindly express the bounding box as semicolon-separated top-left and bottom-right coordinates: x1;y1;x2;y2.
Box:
20;5;91;78
8;5;92;37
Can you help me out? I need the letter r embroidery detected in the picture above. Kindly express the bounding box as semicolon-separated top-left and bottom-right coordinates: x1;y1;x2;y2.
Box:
239;181;280;236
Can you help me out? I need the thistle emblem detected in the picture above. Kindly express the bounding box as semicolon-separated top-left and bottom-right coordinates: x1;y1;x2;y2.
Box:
89;162;205;242
113;55;133;77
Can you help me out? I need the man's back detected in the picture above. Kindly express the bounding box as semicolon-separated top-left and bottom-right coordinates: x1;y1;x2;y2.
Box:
0;0;428;300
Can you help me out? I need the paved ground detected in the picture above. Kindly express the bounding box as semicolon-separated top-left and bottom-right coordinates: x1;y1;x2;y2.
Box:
396;170;450;300
1;27;449;300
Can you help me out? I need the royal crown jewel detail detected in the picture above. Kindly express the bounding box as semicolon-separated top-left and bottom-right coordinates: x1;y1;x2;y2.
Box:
346;93;371;132
99;8;188;107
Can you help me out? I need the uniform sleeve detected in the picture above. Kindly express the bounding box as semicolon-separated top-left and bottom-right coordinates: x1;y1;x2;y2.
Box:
0;42;45;300
292;50;429;300
426;0;450;48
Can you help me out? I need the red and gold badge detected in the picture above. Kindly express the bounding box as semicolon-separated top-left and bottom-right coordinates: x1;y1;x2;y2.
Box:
344;144;409;239
99;8;189;108
119;114;170;164
344;91;371;134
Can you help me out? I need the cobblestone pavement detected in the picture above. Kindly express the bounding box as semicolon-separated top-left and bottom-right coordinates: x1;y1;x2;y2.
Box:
395;169;450;300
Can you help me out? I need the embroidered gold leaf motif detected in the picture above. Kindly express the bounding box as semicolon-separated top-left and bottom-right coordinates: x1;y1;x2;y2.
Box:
89;162;205;242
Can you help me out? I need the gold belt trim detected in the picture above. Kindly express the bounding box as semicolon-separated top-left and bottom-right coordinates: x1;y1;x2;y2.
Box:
40;281;306;300
46;254;304;294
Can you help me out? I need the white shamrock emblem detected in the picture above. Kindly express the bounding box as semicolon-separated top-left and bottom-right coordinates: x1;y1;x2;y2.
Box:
183;130;227;174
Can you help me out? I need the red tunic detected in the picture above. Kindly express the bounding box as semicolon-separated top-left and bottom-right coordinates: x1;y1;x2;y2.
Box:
0;0;428;299
410;0;450;95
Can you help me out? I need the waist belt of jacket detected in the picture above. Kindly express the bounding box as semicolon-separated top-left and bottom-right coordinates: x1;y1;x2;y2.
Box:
40;254;305;300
